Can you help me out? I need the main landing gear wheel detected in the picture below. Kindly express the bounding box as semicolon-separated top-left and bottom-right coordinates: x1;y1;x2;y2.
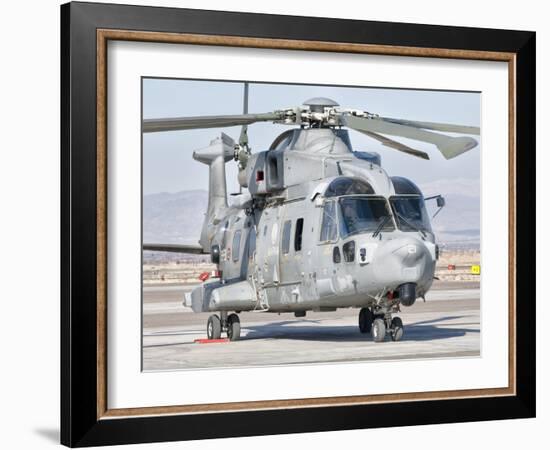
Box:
371;318;386;343
359;308;374;334
226;313;241;341
207;314;222;340
390;317;404;342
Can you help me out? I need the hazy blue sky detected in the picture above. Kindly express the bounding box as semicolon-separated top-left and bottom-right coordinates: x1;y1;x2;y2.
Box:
142;78;480;196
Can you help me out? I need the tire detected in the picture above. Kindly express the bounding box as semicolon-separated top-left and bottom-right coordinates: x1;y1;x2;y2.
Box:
226;313;241;341
391;317;404;342
371;318;386;343
207;314;222;340
359;308;374;334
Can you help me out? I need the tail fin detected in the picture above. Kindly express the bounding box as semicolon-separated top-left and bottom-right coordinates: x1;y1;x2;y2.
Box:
193;133;235;249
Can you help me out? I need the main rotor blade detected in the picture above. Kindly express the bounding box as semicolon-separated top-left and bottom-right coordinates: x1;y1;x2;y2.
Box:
343;114;478;160
143;112;282;133
382;117;480;135
356;129;430;160
143;243;206;254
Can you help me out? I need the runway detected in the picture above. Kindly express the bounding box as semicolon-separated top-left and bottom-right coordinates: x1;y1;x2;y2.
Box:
142;281;480;371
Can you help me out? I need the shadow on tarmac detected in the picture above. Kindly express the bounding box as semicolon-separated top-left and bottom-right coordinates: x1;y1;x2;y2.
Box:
142;315;479;347
241;316;479;343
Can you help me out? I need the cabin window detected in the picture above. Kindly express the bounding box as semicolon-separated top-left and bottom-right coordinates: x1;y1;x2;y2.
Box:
232;230;241;262
282;220;292;254
343;241;355;262
294;218;304;252
333;246;341;263
320;200;338;242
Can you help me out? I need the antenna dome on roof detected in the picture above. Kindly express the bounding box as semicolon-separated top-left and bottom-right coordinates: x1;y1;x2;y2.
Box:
303;97;339;112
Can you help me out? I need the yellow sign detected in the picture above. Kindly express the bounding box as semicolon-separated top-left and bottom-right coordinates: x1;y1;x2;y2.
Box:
471;265;481;275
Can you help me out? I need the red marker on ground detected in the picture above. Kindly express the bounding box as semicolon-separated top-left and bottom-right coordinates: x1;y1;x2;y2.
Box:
194;338;230;344
198;271;210;281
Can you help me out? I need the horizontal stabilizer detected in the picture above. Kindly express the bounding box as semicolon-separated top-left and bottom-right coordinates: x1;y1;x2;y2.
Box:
143;243;206;254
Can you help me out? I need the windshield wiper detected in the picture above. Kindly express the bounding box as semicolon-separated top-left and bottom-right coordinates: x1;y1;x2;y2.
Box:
395;212;427;238
372;215;392;238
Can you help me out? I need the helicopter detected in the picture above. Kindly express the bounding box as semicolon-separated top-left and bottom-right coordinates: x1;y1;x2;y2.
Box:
143;84;479;343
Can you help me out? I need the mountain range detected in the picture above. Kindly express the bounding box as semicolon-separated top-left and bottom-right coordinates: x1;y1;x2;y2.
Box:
419;178;480;248
143;178;480;249
143;190;207;245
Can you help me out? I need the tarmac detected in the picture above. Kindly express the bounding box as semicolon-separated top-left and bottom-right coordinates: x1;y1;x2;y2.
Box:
142;280;480;371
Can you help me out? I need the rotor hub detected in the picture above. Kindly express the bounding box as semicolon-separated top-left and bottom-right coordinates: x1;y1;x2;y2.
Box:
303;97;339;113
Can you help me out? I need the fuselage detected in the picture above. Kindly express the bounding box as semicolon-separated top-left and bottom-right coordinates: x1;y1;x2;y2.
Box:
188;128;438;314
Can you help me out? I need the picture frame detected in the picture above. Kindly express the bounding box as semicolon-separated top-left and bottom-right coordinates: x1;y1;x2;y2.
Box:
60;1;535;447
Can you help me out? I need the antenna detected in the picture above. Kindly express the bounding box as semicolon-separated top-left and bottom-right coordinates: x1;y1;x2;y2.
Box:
234;82;251;196
239;82;249;149
243;82;249;114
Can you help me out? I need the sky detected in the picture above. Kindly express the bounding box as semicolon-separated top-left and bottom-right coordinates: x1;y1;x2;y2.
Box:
142;78;480;196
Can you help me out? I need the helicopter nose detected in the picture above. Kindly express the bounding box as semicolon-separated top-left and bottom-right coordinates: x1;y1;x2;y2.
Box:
370;237;435;290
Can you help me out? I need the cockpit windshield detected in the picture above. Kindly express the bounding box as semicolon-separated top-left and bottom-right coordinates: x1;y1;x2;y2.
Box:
390;196;432;233
339;197;395;238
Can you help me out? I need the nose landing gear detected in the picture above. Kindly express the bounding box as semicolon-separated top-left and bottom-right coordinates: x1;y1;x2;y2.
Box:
372;317;386;342
206;312;241;341
358;307;404;343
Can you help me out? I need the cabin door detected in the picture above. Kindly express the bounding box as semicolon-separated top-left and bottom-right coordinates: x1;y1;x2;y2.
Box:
279;203;304;286
256;207;281;285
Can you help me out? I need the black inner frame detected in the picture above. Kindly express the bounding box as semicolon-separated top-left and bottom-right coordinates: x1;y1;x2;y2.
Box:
61;1;536;447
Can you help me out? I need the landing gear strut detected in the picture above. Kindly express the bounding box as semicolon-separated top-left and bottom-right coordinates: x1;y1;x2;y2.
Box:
358;307;404;343
206;312;241;341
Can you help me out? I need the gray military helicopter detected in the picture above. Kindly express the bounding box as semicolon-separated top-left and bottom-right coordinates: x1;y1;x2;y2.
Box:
143;84;479;343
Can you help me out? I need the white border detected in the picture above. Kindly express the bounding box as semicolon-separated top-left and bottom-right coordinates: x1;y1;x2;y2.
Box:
107;41;509;409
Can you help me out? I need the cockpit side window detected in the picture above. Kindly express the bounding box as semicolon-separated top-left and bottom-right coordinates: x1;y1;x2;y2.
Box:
320;200;338;242
343;241;355;262
333;246;341;263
